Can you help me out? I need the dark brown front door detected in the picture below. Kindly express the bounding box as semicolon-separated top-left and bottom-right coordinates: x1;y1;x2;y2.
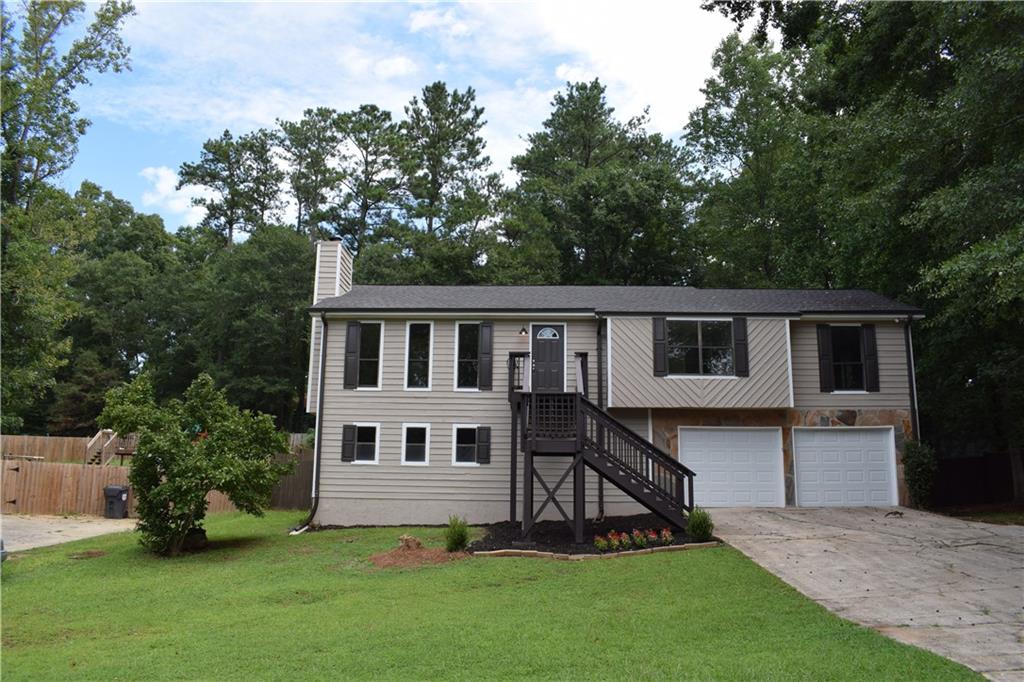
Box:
531;324;565;392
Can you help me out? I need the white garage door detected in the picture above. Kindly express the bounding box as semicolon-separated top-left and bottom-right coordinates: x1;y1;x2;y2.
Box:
678;428;784;507
794;428;897;506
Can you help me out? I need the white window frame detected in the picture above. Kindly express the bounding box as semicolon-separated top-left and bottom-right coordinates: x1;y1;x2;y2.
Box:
404;321;434;391
400;423;431;466
354;320;385;391
529;321;569;392
664;317;738;380
451;423;481;467
453;321;483;392
352;422;380;464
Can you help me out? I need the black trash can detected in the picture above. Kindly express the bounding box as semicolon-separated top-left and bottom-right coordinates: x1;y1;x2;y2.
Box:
103;485;129;519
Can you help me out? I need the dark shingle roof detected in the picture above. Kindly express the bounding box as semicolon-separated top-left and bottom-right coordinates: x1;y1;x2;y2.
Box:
310;285;922;317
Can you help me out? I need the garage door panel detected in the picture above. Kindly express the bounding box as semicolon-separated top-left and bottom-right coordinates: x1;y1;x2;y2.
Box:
795;428;896;507
679;428;784;508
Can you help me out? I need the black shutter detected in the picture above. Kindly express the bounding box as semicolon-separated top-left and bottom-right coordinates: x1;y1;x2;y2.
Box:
341;424;356;462
653;317;668;376
733;317;749;377
862;324;880;392
343;321;361;389
816;324;834;392
476;426;491;464
478;322;493;390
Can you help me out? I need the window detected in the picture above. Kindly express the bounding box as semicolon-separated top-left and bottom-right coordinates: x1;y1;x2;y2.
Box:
456;323;480;389
830;326;865;391
453;426;478;465
354;424;379;463
405;322;432;389
401;424;429;465
666;320;734;376
357;322;382;388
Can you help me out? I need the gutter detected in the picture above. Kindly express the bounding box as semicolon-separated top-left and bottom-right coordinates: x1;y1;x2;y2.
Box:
291;312;328;534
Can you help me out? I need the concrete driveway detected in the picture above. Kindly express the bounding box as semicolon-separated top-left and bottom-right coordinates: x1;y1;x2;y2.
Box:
714;507;1023;681
1;514;135;552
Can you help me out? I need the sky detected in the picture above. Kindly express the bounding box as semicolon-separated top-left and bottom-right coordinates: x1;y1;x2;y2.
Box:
61;1;740;231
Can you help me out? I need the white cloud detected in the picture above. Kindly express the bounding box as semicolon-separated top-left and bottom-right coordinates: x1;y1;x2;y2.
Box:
139;166;210;226
374;55;419;80
81;2;739;201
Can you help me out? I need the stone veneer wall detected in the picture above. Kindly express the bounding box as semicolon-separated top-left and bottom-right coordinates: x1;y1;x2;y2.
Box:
650;408;914;506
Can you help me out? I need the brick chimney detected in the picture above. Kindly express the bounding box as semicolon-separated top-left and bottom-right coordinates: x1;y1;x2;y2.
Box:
307;241;353;413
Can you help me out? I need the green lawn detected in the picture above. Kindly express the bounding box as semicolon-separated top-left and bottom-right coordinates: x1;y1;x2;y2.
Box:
1;512;978;681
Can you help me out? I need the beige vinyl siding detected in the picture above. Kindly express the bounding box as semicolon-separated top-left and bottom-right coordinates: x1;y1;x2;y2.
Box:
791;321;911;409
609;317;791;409
307;242;353;413
315;317;610;524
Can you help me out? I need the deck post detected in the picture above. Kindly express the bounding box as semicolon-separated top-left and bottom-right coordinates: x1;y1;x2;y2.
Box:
573;456;585;544
510;398;518;524
522;443;534;538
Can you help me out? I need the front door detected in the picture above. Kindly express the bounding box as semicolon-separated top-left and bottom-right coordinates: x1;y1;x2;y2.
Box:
531;324;565;392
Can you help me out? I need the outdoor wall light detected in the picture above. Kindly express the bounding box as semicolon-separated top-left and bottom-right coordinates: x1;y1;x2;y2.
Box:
519;326;528;336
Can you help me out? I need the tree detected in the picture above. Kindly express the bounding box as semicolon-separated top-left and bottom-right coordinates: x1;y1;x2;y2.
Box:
47;183;183;433
1;0;135;209
238;128;284;229
684;35;829;287
177;128;283;245
193;226;314;429
1;187;85;431
0;0;134;431
99;373;291;556
401;82;498;237
511;80;696;285
277;107;342;239
330;104;405;253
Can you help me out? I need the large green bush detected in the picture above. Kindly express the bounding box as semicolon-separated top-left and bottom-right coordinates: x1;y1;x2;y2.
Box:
903;440;938;508
687;507;714;542
100;373;292;556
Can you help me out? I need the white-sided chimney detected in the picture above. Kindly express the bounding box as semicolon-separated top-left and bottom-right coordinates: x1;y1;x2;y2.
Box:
307;241;353;413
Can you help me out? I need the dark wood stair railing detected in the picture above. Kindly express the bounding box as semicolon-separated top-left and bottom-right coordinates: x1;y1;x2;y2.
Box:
577;397;696;515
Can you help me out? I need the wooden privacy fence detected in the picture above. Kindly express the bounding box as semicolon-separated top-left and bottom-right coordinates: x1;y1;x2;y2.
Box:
1;435;90;463
1;460;236;517
1;434;314;516
271;447;314;510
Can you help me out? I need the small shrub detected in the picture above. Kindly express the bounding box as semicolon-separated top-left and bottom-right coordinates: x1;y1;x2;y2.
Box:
631;529;647;548
687;507;714;542
659;528;674;545
646;529;659;545
903;440;938;508
444;516;469;552
593;535;609;552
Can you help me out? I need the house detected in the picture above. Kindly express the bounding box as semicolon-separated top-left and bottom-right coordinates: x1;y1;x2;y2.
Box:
304;241;922;538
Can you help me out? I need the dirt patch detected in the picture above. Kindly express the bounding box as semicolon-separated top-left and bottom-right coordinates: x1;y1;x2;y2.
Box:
468;513;691;555
368;537;469;569
68;550;106;560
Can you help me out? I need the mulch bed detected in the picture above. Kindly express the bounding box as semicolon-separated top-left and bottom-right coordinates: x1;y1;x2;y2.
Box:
468;513;692;555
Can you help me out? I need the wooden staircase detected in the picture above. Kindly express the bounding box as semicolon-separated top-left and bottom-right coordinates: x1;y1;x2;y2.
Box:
577;397;695;526
513;389;696;540
84;429;138;466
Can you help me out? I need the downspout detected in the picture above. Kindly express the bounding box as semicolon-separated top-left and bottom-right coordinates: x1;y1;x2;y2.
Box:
291;313;328;533
904;316;921;441
596;316;606;520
